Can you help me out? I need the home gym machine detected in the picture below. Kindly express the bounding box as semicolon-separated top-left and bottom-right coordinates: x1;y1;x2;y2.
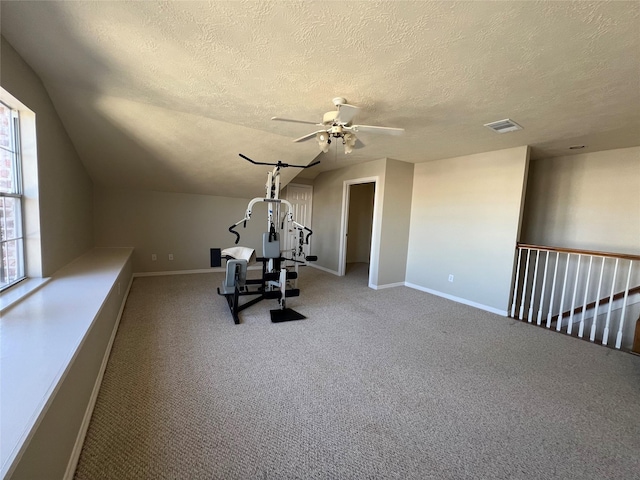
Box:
217;153;318;324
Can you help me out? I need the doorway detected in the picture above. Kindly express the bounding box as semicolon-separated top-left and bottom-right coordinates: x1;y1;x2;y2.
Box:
339;177;380;286
346;183;374;276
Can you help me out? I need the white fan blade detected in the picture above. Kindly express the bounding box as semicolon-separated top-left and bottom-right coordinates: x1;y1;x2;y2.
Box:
335;104;359;125
350;124;404;135
292;129;328;143
271;116;319;126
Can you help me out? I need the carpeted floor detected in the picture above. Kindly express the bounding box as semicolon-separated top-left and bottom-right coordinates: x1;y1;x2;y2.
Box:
74;264;640;479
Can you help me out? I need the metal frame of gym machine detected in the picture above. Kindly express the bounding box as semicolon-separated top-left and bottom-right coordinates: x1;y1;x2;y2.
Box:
217;154;318;324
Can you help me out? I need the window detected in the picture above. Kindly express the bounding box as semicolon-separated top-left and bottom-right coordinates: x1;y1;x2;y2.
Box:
0;101;24;290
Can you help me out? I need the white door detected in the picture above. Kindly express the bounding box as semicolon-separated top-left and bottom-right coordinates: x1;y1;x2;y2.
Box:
284;184;313;263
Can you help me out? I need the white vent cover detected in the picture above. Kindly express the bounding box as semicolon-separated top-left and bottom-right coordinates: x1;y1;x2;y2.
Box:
484;119;523;133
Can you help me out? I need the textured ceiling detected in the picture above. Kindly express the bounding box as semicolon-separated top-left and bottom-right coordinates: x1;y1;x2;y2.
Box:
1;1;639;197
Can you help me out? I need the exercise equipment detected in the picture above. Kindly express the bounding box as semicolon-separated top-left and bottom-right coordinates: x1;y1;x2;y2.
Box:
217;154;319;324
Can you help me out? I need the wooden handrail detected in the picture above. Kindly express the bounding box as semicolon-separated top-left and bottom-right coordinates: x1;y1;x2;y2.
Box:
550;285;640;323
517;243;640;262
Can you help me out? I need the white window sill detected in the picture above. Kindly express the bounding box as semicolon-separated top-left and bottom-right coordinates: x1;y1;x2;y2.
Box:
0;277;51;314
0;247;133;478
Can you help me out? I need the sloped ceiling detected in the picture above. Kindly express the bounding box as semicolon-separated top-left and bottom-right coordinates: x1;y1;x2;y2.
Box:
1;1;639;198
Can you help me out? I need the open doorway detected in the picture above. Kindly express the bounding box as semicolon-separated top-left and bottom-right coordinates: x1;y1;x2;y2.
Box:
339;177;379;286
346;183;374;276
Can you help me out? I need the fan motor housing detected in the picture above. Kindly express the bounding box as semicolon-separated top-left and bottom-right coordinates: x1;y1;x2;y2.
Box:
323;111;339;125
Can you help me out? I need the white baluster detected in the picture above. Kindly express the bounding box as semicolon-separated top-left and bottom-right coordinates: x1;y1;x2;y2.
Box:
511;248;523;318
578;256;593;338
546;252;560;329
567;255;582;335
557;253;571;332
519;249;532;320
602;258;619;346
615;260;634;349
590;257;606;342
528;250;540;323
537;251;550;326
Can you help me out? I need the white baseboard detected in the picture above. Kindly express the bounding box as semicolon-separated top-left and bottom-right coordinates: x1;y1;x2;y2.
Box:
306;263;340;276
63;275;134;480
370;281;405;290
405;282;508;316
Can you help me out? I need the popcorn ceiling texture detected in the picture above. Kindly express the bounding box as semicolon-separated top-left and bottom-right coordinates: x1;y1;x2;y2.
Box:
1;1;639;197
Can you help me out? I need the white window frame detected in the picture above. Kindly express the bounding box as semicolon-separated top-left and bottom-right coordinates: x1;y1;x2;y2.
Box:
0;100;25;291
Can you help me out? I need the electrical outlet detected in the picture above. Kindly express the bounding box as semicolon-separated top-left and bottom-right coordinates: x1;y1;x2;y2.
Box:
168;253;174;261
151;254;157;261
448;274;454;282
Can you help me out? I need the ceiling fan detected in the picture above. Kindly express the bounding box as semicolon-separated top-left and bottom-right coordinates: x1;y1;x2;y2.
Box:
272;97;404;154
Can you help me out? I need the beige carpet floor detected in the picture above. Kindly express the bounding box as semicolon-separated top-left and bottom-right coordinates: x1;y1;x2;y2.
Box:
74;263;640;479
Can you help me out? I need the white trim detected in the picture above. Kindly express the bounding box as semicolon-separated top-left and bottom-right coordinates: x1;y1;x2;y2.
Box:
405;282;509;316
557;291;640;328
339;177;380;286
306;263;340;276
1;87;42;279
133;266;262;277
370;281;405;290
63;276;133;480
0;277;51;314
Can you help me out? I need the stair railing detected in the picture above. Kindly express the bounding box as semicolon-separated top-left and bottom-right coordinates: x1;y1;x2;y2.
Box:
510;243;640;351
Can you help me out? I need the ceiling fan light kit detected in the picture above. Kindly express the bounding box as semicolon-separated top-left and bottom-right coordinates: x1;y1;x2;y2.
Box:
343;133;357;154
272;97;405;154
316;132;331;153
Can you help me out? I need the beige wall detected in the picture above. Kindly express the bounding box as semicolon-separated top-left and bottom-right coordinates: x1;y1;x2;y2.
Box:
1;36;93;276
311;159;386;278
346;183;375;264
286;176;314;186
521;146;640;255
94;187;269;272
406;146;529;312
311;158;414;287
378;159;414;286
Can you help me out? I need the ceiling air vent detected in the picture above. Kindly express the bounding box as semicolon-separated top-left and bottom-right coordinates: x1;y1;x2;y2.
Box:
484;119;523;133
